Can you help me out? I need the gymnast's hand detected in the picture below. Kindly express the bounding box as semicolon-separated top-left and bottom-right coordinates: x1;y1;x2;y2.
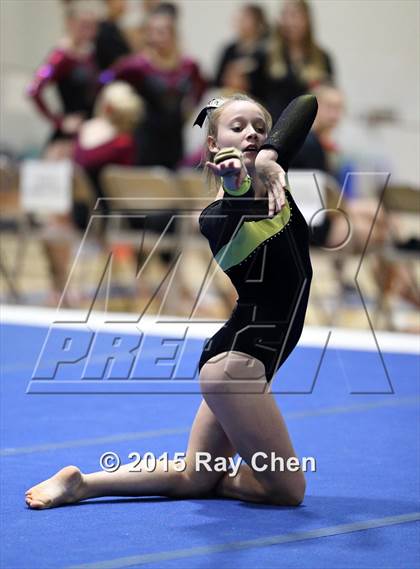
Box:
206;148;248;193
255;148;287;217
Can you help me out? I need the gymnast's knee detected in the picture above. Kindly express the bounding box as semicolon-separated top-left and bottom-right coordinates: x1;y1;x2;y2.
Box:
267;475;306;507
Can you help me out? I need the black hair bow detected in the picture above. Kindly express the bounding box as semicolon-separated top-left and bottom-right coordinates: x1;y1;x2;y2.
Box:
193;97;225;127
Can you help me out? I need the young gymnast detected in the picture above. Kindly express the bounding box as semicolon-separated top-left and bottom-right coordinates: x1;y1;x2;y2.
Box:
25;93;317;509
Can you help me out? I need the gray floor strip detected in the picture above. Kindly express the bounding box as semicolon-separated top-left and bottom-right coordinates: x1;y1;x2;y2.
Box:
65;512;420;569
2;396;418;456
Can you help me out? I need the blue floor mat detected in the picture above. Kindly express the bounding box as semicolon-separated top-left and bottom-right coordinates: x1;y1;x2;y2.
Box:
1;323;419;569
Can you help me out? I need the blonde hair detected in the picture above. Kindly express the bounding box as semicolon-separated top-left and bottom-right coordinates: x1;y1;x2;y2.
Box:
202;93;272;190
95;81;144;132
267;0;329;83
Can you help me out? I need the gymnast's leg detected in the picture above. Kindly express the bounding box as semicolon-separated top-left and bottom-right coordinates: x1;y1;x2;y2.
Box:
200;351;306;506
25;353;304;509
25;389;300;509
25;399;237;509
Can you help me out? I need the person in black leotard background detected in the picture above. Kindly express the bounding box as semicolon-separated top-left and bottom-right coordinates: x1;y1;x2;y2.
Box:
94;0;131;70
25;94;318;510
27;1;100;160
101;6;206;168
26;2;101;305
214;4;268;101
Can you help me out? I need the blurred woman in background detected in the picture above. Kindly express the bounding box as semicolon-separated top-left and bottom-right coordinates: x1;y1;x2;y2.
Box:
103;5;206;169
291;84;387;251
74;81;143;219
214;4;268;102
37;81;143;308
94;0;131;70
291;84;419;310
27;0;100;160
265;0;334;121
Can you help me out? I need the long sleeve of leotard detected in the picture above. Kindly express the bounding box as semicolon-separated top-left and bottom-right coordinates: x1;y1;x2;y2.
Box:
99;55;145;89
260;94;318;171
27;49;70;128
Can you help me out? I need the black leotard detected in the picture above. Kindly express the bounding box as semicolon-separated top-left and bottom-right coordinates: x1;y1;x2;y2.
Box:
198;95;318;382
27;47;97;142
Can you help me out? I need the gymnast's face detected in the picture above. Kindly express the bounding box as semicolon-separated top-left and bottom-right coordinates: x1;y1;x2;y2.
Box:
209;101;269;170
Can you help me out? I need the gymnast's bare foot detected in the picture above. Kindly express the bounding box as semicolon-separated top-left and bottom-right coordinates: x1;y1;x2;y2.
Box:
25;466;86;509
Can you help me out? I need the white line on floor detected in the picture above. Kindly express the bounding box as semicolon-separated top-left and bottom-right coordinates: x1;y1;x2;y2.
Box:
65;512;420;569
2;304;419;353
2;395;418;456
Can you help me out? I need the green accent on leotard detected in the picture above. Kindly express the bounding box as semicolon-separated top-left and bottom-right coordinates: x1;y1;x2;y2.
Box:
215;197;291;271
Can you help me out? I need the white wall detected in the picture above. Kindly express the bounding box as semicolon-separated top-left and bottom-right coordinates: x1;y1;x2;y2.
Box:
1;0;419;185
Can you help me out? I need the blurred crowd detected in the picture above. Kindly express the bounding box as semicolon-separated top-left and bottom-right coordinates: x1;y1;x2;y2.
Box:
0;0;418;325
27;0;338;171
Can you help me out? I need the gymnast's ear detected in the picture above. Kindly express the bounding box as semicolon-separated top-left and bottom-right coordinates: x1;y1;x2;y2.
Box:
207;135;219;154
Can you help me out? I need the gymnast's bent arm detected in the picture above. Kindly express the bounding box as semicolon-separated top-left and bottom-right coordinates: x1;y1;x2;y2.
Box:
256;94;318;215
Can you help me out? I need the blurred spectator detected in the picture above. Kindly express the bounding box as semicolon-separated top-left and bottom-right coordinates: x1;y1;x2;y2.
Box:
290;85;353;250
292;83;344;175
214;4;268;101
102;6;206;169
290;85;385;251
125;1;176;53
74;81;144;221
95;0;131;70
265;0;335;121
27;1;100;159
291;85;419;308
39;81;143;307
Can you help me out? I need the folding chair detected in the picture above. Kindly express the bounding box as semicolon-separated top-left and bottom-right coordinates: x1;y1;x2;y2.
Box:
373;184;419;329
288;169;351;326
1;159;98;305
0;158;25;301
100;166;186;313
